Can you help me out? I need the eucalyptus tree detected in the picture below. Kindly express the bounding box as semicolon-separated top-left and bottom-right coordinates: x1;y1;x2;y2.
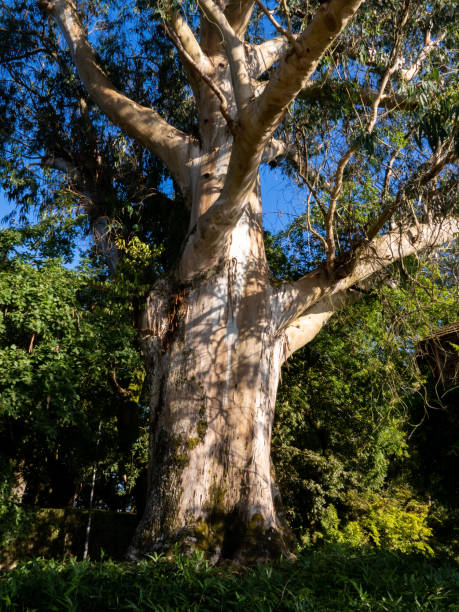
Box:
3;0;458;561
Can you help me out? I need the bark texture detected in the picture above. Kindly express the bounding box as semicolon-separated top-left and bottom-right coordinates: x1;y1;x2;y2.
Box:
128;209;294;562
39;0;458;562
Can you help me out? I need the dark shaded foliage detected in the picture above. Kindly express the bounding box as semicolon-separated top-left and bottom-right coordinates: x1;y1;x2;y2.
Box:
1;548;459;611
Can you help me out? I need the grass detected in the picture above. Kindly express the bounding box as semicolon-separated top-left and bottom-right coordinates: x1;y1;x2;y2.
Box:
1;546;458;611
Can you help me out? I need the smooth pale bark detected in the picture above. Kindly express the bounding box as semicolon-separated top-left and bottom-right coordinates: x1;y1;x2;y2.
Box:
179;0;365;281
39;0;458;563
246;37;290;77
129;207;293;562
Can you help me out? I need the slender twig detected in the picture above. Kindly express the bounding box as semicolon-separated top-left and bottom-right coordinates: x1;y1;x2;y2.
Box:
254;0;300;52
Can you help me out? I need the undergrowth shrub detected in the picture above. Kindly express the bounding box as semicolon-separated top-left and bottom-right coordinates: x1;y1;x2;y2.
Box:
1;547;458;611
0;461;27;549
316;492;434;556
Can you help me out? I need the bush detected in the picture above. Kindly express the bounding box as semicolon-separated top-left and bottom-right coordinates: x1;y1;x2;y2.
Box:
316;491;434;556
0;461;27;549
0;507;138;569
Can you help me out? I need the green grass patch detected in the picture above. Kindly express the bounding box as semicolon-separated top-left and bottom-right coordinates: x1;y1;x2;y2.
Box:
1;546;458;611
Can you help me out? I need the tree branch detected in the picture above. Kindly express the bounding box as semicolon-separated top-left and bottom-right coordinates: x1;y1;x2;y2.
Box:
41;155;120;274
245;37;290;78
261;138;296;164
164;3;211;74
283;288;363;359
198;0;252;110
340;29;446;83
37;0;196;194
163;23;236;133
325;147;355;273
297;81;417;111
276;216;459;328
224;0;256;38
246;0;365;136
253;0;299;52
401;30;446;82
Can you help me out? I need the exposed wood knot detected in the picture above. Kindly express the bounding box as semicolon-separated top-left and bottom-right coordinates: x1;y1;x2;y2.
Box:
161;289;186;354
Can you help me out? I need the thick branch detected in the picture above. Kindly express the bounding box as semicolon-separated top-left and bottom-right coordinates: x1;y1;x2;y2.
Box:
246;0;364;138
276;217;459;328
163;23;236;132
246;37;290;77
224;0;256;38
261;138;297;164
38;0;195;193
41;155;120;274
42;154;81;183
198;0;252;110
224;0;364;233
283;288;363;359
165;5;211;73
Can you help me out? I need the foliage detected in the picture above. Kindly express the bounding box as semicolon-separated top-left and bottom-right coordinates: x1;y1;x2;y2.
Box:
273;295;408;534
1;549;459;611
0;507;138;569
0;0;190;275
0;227;148;511
0;460;27;548
271;249;458;551
317;493;434;556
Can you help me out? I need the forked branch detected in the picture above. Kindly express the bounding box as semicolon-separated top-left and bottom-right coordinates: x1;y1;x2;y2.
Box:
197;0;252;110
38;0;195;193
179;0;365;281
163;23;237;133
278;216;459;328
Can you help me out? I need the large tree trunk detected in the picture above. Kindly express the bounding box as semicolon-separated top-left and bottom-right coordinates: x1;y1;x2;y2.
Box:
128;206;293;563
39;0;459;566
